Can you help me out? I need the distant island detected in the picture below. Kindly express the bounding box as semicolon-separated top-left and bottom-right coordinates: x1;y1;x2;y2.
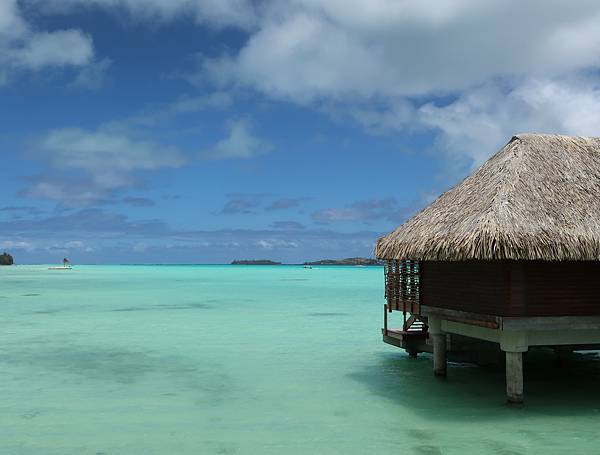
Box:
230;257;382;266
231;259;282;265
304;257;382;266
0;252;14;266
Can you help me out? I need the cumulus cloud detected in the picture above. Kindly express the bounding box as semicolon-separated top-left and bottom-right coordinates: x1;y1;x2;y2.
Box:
12;29;93;69
27;0;258;29
218;194;311;215
0;0;94;80
14;0;600;168
203;1;600;100
170;91;233;113
195;0;600;167
25;126;185;206
0;206;46;217
12;0;600;168
217;193;268;215
0;208;170;236
0;240;34;251
33;127;185;173
70;57;112;90
255;238;299;250
265;197;309;211
312;198;402;224
130;91;234;126
420;76;600;166
121;197;156;207
201;119;272;160
219;198;260;215
271;221;305;230
0;208;381;263
21;175;112;208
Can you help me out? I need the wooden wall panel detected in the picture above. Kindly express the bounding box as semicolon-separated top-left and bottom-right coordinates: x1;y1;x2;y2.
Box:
421;261;600;317
521;261;600;316
421;261;510;316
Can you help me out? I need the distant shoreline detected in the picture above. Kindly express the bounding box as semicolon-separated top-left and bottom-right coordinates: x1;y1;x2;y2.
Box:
1;262;384;267
231;257;381;266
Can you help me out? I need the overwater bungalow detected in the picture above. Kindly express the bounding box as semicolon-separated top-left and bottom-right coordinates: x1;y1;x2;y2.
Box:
376;133;600;403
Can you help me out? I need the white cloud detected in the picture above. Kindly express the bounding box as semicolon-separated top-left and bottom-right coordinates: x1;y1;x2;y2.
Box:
0;0;94;79
255;239;299;250
170;91;233;113
23;178;110;207
70;57;112;90
420;76;600;166
195;0;600;168
28;0;258;28
312;198;400;224
0;210;381;263
35;127;185;173
0;0;28;39
0;240;34;251
202;1;600;101
64;240;84;248
127;91;233;126
204;12;389;104
202;119;272;160
12;29;93;69
9;0;600;173
26;126;186;205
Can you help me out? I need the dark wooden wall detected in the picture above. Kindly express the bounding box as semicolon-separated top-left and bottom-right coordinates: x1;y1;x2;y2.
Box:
421;261;600;317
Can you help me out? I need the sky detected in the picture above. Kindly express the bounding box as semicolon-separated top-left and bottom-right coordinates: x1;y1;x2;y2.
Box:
3;0;600;264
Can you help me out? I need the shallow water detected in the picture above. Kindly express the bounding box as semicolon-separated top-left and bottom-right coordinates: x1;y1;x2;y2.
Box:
1;265;600;454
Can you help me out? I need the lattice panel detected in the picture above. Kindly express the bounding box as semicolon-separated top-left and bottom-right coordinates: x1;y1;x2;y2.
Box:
384;259;420;314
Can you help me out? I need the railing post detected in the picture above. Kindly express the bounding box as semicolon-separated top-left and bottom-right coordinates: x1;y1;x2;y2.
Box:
383;304;388;335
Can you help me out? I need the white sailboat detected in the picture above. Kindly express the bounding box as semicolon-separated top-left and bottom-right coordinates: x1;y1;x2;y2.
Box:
49;258;73;270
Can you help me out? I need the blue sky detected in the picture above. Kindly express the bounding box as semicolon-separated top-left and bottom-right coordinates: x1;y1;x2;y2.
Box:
3;0;600;263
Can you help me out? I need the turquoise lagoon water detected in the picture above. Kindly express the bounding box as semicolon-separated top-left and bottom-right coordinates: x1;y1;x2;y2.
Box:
2;265;600;454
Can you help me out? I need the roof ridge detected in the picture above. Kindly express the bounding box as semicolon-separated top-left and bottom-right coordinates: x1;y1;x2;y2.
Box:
466;136;525;231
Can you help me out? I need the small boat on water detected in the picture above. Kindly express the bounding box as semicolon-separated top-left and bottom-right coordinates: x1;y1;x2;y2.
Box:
49;257;73;270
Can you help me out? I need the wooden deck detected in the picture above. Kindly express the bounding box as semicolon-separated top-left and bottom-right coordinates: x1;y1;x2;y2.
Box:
382;327;429;355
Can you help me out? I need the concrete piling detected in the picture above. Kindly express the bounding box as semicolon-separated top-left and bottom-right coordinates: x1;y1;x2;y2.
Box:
505;351;523;404
433;333;447;377
429;316;447;378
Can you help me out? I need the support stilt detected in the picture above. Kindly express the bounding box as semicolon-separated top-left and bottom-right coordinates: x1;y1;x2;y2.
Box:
505;351;523;404
429;316;447;377
432;333;447;377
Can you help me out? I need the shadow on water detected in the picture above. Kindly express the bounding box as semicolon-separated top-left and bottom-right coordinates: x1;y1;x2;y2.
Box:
1;343;235;406
30;308;65;315
348;348;600;418
110;302;214;312
26;299;230;316
307;312;349;317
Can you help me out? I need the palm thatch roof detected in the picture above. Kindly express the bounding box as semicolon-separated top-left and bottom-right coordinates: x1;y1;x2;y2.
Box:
376;133;600;261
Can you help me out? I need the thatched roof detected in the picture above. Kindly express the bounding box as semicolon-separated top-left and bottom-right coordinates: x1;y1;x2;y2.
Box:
376;134;600;261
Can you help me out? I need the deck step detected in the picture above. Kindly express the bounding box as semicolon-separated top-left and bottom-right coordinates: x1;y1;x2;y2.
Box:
382;328;428;339
405;320;426;333
407;322;425;331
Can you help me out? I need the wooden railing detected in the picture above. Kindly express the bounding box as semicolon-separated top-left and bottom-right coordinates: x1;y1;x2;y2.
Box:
384;259;423;331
